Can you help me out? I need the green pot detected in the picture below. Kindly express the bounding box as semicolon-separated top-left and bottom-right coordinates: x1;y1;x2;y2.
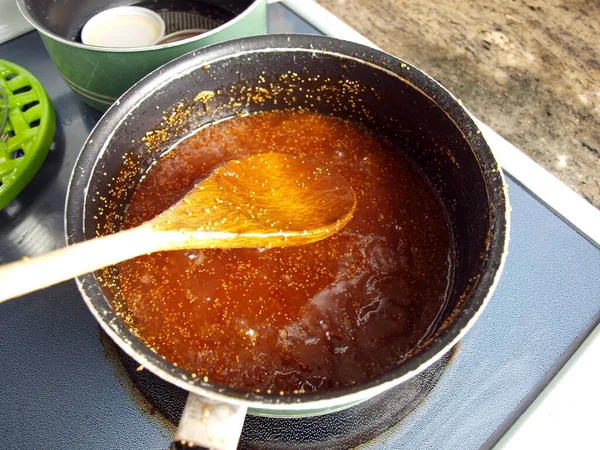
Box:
17;0;267;111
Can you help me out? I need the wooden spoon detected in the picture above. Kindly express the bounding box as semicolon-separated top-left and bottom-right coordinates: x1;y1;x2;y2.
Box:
0;153;356;303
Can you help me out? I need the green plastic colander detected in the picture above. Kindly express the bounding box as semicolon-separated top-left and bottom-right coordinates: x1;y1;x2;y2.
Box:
0;59;55;210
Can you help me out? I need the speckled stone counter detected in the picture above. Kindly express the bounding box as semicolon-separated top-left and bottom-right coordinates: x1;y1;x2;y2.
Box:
316;0;600;208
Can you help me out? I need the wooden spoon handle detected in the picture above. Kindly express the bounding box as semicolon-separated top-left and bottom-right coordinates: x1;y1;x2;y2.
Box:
0;225;156;303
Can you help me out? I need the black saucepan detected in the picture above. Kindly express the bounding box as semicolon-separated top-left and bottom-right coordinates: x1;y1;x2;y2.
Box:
65;34;508;448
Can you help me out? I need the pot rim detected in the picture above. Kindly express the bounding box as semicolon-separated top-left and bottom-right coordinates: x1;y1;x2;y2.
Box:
65;34;509;411
16;0;264;53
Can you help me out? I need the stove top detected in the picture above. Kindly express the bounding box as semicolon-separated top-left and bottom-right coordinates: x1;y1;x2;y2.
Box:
1;3;599;449
102;332;453;449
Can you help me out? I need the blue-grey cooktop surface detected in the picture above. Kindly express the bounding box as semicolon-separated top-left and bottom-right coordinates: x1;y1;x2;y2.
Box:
1;4;598;449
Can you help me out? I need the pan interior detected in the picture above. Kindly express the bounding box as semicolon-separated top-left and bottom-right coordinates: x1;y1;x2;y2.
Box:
21;0;258;42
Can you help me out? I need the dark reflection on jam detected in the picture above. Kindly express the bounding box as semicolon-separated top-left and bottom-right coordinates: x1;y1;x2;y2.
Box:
116;111;454;393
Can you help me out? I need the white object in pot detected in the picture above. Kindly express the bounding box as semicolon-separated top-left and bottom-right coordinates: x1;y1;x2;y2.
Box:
81;6;165;48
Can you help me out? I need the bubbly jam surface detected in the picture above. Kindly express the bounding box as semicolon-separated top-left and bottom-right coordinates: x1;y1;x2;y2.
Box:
117;111;454;393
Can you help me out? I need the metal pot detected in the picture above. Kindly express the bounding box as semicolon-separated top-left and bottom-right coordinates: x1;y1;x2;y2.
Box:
17;0;266;111
65;34;508;448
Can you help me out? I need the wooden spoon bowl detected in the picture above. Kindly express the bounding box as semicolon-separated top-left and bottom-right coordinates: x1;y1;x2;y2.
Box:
0;153;356;302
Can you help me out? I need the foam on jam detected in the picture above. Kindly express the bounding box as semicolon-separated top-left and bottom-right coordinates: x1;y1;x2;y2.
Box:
116;111;454;394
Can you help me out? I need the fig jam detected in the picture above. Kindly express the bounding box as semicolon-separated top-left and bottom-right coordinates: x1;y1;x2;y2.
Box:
117;111;454;393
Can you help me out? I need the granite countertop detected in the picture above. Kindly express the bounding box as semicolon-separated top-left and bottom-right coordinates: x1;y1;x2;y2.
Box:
316;0;600;208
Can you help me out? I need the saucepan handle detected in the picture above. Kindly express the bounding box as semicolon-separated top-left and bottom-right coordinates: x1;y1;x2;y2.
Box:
170;393;248;450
